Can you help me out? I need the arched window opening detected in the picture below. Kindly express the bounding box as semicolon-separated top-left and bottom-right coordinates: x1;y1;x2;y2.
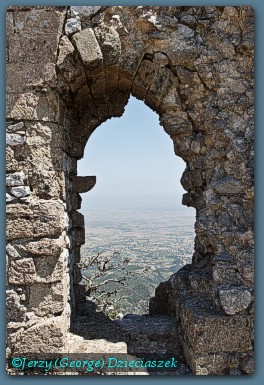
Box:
78;96;195;318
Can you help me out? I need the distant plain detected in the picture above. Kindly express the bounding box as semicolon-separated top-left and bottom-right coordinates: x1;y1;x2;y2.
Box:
81;208;195;314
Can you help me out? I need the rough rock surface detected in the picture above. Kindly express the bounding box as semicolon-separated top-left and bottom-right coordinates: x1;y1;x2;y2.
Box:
6;6;254;375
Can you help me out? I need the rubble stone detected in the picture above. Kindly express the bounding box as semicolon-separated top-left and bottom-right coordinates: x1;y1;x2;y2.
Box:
7;122;25;132
65;16;81;37
10;186;31;198
6;171;25;187
219;286;252;315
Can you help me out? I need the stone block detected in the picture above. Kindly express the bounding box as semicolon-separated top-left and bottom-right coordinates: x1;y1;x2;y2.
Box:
242;354;254;374
8;258;37;285
182;192;197;208
7;6;65;11
13;9;64;34
241;263;254;285
70;6;102;20
12;316;67;355
212;177;244;195
21;139;67;193
219;286;252;315
69;86;94;118
33;250;67;282
118;67;133;92
172;135;192;161
169;23;197;62
104;64;119;91
183;343;243;375
6;193;15;203
74;283;87;303
73;265;83;284
153;52;169;66
147;67;179;110
117;314;182;357
6;12;14;38
6;146;20;172
119;32;145;81
181;298;253;354
161;111;193;137
6;62;48;93
6;171;26;187
132;60;159;100
7;122;25;132
10;186;31;198
6;290;27;323
71;28;103;70
64;154;77;175
6;90;62;122
6;243;21;259
6;200;66;240
71;175;96;193
149;281;170;315
213;253;236;264
160;86;181;112
57;34;75;63
65;16;81;37
181;169;204;190
94;25;121;66
72;246;81;264
71;228;85;246
68;140;86;158
25;121;69;150
70;193;82;211
28;169;63;200
6;133;25;146
212;265;240;285
107;91;129;117
88;69;106;97
6;12;14;63
57;35;86;91
16;236;64;257
9;32;59;64
71;211;85;227
28;281;65;317
23;142;63;170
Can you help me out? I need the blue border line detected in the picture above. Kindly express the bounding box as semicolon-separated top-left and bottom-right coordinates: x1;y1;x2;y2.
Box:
1;1;263;384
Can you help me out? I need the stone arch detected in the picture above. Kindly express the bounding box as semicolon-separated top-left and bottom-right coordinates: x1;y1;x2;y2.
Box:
57;12;206;308
6;6;254;375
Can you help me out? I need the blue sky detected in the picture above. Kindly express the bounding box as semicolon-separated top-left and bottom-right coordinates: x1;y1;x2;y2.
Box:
78;96;189;210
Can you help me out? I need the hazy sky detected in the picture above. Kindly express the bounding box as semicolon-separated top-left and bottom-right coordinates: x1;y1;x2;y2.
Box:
78;96;188;210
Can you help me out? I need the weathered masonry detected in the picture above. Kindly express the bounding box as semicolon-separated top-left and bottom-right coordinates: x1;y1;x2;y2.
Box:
6;6;254;375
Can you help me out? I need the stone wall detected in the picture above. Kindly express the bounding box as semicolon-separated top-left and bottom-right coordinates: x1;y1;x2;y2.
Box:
6;6;254;375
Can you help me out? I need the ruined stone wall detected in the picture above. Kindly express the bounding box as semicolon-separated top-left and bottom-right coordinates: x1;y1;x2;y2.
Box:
6;6;254;375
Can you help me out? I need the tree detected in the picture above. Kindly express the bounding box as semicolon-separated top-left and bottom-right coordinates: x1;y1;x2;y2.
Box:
78;251;146;319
